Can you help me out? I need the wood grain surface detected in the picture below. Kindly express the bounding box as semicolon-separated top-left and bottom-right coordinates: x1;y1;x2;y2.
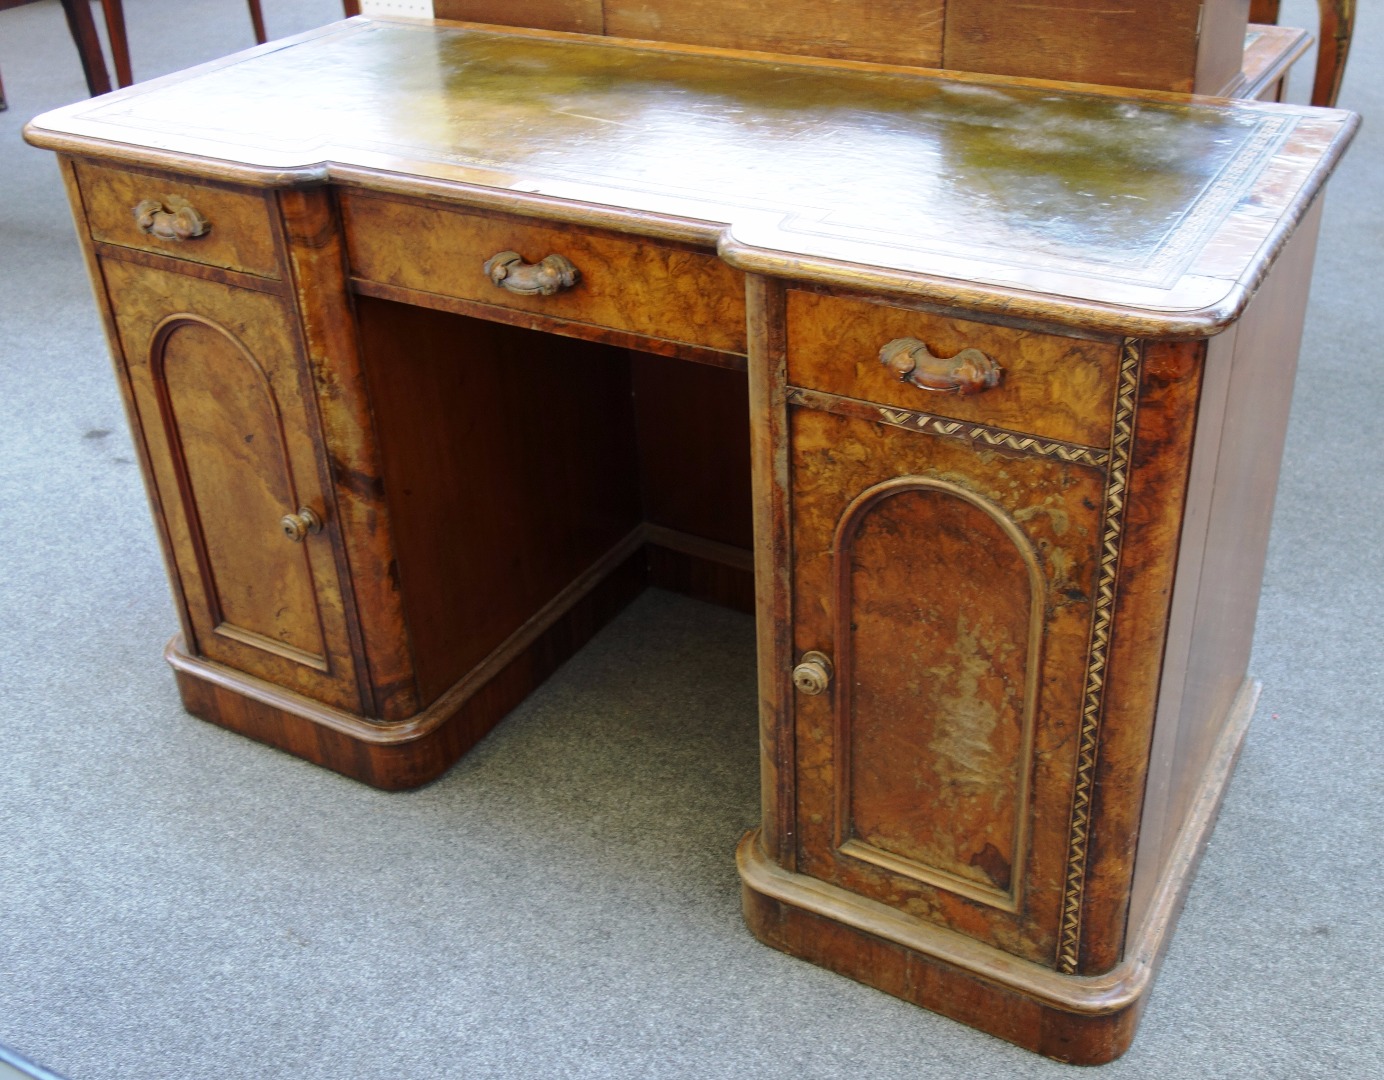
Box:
786;289;1121;448
77;160;280;278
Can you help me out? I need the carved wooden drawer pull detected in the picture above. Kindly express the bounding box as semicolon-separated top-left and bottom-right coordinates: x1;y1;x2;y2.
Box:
483;250;580;296
133;196;210;241
792;651;834;696
279;506;322;543
880;337;1002;396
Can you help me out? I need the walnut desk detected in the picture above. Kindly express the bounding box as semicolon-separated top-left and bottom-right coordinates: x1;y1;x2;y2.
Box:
26;18;1356;1064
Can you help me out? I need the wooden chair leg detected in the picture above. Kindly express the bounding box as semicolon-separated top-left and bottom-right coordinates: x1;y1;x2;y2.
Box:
342;1;362;16
58;0;112;96
98;0;133;87
247;0;268;44
1312;0;1355;107
0;64;7;112
1249;0;1282;22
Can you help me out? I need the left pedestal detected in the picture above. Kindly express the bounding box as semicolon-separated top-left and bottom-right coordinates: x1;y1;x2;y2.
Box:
56;155;678;790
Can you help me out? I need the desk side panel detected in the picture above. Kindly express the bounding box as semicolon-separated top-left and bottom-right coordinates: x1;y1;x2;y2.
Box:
1068;336;1205;974
1129;196;1324;932
56;157;201;659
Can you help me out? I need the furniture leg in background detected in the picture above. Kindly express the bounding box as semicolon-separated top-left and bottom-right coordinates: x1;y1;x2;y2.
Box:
1250;0;1356;105
96;0;131;85
1313;0;1356;106
58;0;113;95
247;0;267;43
34;0;349;102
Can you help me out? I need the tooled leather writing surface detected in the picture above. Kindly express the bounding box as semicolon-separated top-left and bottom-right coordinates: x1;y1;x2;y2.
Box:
32;18;1355;330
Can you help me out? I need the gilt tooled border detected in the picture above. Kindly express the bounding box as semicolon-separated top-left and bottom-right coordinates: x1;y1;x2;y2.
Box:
1056;337;1143;975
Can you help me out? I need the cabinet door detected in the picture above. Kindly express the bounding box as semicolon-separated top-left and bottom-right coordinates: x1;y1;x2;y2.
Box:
102;259;362;711
789;405;1106;964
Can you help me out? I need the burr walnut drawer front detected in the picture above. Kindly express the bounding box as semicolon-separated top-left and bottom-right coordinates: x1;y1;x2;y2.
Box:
73;161;280;278
340;193;747;355
786;290;1122;449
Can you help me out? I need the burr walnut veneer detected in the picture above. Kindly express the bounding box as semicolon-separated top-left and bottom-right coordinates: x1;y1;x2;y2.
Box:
26;17;1355;1064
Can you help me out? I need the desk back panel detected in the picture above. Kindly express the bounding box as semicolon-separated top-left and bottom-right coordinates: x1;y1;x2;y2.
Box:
356;299;644;705
632;355;754;553
434;0;1248;92
942;0;1250;94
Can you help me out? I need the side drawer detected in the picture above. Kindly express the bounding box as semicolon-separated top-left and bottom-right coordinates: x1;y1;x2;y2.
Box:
786;290;1121;449
341;192;747;356
74;160;281;278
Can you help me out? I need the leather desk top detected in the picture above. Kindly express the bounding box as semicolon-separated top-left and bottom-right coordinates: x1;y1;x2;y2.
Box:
27;17;1357;336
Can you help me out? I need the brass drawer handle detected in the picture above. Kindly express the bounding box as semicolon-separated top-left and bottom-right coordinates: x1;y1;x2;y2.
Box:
133;196;210;241
280;506;322;543
792;651;834;696
483;250;580;296
880;338;1002;396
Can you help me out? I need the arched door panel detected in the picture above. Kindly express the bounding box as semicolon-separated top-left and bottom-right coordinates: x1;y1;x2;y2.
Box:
102;259;361;711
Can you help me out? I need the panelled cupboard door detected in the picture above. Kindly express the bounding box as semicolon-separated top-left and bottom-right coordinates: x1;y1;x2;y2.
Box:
788;405;1105;964
101;258;362;712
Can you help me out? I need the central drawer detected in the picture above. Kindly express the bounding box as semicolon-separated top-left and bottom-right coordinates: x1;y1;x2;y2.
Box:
786;290;1123;449
341;193;747;356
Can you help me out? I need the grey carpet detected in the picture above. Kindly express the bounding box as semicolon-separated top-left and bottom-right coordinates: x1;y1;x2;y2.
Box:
1;2;1380;1077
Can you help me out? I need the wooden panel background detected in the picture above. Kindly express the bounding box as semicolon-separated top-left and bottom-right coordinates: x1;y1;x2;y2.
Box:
355;298;643;707
435;0;946;67
603;0;945;68
434;0;1248;92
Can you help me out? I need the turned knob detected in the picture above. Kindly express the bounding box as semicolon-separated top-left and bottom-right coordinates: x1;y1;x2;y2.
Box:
792;651;834;696
280;506;322;543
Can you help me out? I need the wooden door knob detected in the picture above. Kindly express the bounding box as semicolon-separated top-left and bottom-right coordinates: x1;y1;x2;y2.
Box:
792;651;834;695
279;506;322;543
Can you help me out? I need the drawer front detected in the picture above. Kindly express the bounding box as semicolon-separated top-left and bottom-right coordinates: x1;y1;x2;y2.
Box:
75;161;280;278
787;290;1120;449
342;193;747;355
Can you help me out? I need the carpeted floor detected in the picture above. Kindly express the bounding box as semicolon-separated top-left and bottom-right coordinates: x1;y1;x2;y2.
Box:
1;2;1380;1077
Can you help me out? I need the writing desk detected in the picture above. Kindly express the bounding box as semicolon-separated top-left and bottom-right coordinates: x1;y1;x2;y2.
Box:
26;17;1356;1063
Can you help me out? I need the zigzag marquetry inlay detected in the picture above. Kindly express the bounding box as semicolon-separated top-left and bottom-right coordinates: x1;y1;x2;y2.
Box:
1056;337;1142;975
786;387;1109;468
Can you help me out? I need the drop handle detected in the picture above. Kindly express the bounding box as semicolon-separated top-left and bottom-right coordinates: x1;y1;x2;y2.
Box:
880;337;1002;396
133;196;210;241
280;506;322;543
792;651;834;696
483;250;580;296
